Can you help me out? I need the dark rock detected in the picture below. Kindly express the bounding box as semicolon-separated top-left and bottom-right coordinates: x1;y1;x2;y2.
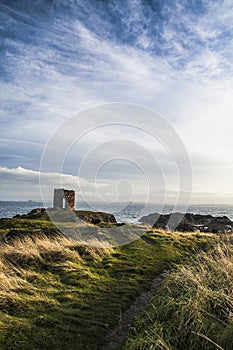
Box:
75;210;117;225
139;212;233;233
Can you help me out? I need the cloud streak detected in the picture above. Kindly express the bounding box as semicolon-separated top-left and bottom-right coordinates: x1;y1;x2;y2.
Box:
0;0;233;203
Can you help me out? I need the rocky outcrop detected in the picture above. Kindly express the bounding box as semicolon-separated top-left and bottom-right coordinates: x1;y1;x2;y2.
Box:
13;208;48;219
139;212;233;233
14;208;117;225
2;209;117;241
75;210;117;224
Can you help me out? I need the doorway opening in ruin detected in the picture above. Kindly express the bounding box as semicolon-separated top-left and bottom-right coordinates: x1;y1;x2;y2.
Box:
53;189;75;210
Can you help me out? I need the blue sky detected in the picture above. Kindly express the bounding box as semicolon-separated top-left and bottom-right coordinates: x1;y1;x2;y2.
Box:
0;0;233;204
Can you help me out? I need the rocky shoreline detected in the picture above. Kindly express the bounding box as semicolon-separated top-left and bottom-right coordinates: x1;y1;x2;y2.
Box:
139;212;233;233
2;208;233;237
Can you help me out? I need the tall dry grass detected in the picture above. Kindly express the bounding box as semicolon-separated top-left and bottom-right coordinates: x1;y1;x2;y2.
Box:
125;235;233;350
0;234;112;309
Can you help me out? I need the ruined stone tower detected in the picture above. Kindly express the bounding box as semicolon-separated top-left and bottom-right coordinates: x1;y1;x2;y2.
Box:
53;189;75;210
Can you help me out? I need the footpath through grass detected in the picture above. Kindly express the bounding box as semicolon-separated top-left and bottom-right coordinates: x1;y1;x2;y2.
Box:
0;221;216;350
123;235;233;350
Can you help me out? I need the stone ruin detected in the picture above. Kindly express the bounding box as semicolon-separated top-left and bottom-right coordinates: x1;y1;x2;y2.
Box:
53;189;75;210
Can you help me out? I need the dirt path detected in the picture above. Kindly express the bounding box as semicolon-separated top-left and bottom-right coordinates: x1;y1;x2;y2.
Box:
101;275;163;350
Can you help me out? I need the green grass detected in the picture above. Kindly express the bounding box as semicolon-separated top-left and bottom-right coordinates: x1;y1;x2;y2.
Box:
123;235;233;350
0;216;146;246
0;219;217;350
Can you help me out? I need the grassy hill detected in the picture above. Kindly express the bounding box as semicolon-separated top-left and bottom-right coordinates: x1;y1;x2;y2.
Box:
0;213;226;349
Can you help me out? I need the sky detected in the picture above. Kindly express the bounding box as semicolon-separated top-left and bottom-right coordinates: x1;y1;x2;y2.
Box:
0;0;233;205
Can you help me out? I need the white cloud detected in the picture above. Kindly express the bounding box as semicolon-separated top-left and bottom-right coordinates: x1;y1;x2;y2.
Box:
0;166;107;202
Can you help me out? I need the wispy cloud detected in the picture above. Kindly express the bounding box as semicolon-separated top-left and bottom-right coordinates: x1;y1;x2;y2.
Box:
0;0;233;203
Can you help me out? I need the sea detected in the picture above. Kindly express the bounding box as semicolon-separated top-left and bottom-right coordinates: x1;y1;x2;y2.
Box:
1;201;233;223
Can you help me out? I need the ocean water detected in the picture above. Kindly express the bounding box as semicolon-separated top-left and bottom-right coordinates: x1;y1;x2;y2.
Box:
0;201;233;223
0;201;45;219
